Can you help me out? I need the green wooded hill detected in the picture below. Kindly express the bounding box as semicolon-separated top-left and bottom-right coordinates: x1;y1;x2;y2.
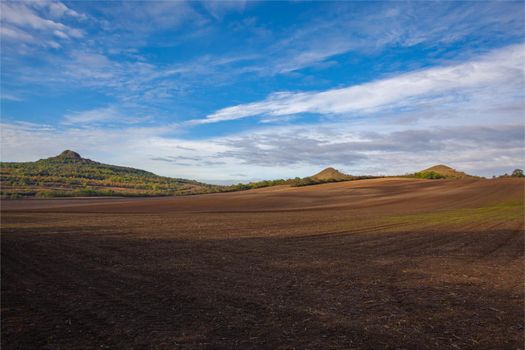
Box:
0;150;220;198
411;164;477;179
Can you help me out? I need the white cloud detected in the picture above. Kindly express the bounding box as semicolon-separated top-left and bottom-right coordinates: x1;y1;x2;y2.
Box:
104;1;203;33
4;2;524;111
0;25;35;43
202;0;247;20
1;2;65;31
45;2;87;20
216;123;524;174
0;92;23;101
227;1;524;76
63;106;151;125
192;43;525;124
0;1;84;50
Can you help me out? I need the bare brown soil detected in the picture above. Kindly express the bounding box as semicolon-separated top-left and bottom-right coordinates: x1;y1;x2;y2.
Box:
2;178;524;349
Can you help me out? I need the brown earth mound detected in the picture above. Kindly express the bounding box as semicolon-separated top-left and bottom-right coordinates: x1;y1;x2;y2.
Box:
311;167;352;181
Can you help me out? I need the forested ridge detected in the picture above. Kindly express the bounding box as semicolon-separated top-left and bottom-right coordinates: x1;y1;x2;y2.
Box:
1;150;220;198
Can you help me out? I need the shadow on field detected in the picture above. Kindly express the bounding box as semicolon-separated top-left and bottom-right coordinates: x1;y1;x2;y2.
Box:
2;226;523;349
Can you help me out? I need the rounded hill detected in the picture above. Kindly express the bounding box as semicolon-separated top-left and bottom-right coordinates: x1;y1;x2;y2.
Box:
416;165;474;179
311;167;352;181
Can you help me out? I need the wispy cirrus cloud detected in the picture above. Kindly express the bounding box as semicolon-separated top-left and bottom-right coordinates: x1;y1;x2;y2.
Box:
0;92;23;101
202;0;247;20
112;1;202;30
3;1;523;115
63;106;151;125
34;1;87;20
7;50;184;105
231;1;524;76
8;49;262;108
0;1;85;50
192;44;525;124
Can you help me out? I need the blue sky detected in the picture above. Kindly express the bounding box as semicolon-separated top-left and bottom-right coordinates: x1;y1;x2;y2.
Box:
1;1;524;183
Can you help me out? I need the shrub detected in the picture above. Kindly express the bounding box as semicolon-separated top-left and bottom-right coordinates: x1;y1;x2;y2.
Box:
413;171;445;179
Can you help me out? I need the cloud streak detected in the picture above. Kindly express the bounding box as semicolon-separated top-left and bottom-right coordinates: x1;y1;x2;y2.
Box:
63;106;151;125
192;44;525;124
0;1;84;50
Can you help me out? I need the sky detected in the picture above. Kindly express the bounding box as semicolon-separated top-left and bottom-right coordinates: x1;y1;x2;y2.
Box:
1;0;524;183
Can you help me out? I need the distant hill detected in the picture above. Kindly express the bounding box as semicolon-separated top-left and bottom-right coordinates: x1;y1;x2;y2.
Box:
0;150;220;198
413;164;475;179
286;167;376;187
0;152;482;199
311;167;353;181
222;167;374;191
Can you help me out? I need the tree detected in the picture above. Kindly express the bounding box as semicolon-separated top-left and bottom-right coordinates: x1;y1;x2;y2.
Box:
414;171;445;179
511;169;524;177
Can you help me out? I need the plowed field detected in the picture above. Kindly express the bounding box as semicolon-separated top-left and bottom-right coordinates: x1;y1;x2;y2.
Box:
2;178;523;349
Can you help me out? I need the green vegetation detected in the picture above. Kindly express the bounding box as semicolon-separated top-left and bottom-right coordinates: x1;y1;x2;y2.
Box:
497;168;525;178
1;150;221;198
384;200;524;228
224;179;290;191
408;164;475;179
290;175;376;187
223;175;378;191
413;171;446;179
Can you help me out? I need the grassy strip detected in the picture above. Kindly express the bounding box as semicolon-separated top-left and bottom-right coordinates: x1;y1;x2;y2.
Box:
383;201;524;228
